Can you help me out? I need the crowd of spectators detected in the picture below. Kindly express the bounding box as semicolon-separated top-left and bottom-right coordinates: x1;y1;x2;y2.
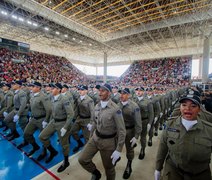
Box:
0;48;89;85
118;57;191;87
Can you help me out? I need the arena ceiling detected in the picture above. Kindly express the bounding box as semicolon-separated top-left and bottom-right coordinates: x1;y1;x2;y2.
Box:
0;0;211;66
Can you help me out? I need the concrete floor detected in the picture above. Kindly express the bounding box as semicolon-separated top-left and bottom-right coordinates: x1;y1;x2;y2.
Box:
34;131;212;180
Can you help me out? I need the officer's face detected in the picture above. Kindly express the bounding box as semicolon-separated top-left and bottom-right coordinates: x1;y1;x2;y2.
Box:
120;93;129;102
79;89;87;96
32;86;40;93
2;86;9;92
99;88;110;101
61;88;67;93
52;88;60;96
180;100;200;120
136;90;144;97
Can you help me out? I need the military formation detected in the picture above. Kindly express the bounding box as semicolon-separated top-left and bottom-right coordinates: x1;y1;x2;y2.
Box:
0;81;211;180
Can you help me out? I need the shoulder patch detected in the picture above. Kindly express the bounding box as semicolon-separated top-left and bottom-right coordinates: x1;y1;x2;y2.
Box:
135;108;140;112
116;110;122;115
64;101;70;106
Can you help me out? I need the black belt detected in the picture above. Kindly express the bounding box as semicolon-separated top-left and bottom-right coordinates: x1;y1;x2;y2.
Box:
15;108;19;111
79;115;90;119
95;130;116;139
32;115;46;120
54;118;66;122
126;125;135;129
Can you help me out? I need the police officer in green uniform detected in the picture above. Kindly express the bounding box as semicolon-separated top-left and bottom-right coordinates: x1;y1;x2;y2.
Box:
155;94;212;180
71;85;94;153
88;85;100;105
0;83;14;131
4;81;28;141
134;87;154;159
39;83;74;173
148;87;161;146
23;82;52;157
78;83;126;180
111;86;120;104
61;84;74;107
118;88;142;179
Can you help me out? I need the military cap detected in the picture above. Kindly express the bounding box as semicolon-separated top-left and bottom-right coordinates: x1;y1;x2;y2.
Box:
119;88;130;94
52;83;63;89
135;87;145;91
78;85;88;90
187;89;200;97
100;83;112;92
63;84;69;89
3;83;11;88
146;87;153;91
32;81;42;87
112;86;119;89
95;84;101;90
12;80;22;86
179;94;201;106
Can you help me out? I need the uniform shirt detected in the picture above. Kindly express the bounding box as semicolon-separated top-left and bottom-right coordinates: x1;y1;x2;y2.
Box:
118;99;142;139
0;90;14;114
0;89;5;108
134;96;154;124
77;94;94;121
51;94;74;129
93;99;126;152
150;95;161;119
111;93;120;104
30;92;52;122
156;116;212;174
14;89;27;116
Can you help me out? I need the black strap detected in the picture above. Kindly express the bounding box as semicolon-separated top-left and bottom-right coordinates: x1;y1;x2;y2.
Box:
95;130;116;139
54;118;66;122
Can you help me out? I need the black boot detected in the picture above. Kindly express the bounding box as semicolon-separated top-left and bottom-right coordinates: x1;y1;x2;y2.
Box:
27;142;40;156
138;148;145;160
91;169;101;180
17;139;29;149
57;156;70;173
7;130;20;141
123;160;132;179
73;139;84;153
45;145;58;163
3;126;8;132
159;124;163;130
148;138;152;146
37;148;47;161
154;130;158;136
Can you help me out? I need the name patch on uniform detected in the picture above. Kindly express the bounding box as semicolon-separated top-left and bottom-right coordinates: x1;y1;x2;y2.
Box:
167;127;180;133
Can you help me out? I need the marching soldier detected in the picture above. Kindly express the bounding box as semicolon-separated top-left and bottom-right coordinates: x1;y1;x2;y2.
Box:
111;86;120;104
134;87;154;159
155;94;212;180
118;88;142;179
0;83;14;131
71;85;94;153
78;83;126;180
4;81;28;141
39;83;74;173
23;82;52;157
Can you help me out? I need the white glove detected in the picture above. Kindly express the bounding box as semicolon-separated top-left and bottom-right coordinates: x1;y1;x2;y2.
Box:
168;108;170;111
130;137;137;148
87;123;92;131
154;117;158;124
172;102;175;105
147;123;151;133
42;121;48;129
29;117;32;122
13;114;19;122
3;112;8;118
60;127;67;137
160;112;163;118
154;170;161;180
165;110;167;114
111;150;121;165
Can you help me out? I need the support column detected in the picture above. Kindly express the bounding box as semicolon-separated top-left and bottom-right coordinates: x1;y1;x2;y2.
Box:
202;36;210;83
103;52;107;83
199;57;203;79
